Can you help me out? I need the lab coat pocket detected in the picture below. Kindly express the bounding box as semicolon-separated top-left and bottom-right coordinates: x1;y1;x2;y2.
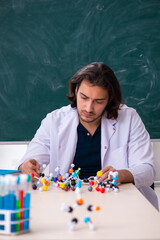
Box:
108;144;128;169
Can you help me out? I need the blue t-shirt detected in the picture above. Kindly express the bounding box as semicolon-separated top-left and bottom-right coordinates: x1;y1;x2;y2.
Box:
73;123;101;179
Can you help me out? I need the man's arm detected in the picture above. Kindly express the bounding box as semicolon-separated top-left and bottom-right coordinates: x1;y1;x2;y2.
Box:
126;109;155;188
16;114;51;172
117;169;134;184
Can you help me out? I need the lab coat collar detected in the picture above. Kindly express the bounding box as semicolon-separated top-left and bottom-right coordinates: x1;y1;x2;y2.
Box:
58;107;79;174
101;114;117;167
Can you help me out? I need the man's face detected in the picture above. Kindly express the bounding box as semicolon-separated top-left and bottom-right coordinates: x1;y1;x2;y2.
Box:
76;79;109;124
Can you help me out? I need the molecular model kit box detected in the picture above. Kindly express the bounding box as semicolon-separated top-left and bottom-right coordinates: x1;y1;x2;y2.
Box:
0;174;31;235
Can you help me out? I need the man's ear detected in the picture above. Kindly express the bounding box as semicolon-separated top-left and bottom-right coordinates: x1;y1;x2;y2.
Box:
109;96;113;103
75;84;78;95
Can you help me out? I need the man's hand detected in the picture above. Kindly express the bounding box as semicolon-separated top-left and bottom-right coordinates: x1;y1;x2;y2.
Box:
18;159;40;178
98;166;116;182
98;165;134;184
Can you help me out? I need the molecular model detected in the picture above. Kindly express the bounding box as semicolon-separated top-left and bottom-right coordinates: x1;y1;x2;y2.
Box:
31;164;52;191
87;170;119;193
31;163;119;194
61;180;100;231
31;164;81;192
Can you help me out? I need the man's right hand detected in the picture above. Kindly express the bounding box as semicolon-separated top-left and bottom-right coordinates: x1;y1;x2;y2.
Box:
18;159;40;178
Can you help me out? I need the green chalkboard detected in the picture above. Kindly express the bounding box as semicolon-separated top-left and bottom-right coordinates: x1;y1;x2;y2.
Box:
0;0;160;140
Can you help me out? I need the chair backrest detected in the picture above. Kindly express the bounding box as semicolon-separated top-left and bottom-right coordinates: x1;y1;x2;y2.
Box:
151;141;160;182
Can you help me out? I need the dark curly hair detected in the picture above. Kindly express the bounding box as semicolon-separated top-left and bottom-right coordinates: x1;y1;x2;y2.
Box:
67;62;122;119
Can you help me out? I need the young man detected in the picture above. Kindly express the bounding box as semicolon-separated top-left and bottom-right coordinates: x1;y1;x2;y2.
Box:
17;62;158;210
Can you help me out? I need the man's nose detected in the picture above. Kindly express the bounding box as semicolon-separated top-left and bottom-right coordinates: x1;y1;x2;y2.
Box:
86;101;94;112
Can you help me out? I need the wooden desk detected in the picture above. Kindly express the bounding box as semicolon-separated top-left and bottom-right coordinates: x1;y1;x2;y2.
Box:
0;183;160;240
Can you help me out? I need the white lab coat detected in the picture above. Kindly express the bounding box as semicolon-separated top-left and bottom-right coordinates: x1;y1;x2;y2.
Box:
18;104;159;210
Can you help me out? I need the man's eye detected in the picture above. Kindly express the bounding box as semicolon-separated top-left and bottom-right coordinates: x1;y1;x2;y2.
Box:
96;101;104;104
81;96;87;100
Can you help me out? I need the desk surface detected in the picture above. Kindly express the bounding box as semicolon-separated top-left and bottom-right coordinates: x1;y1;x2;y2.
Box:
1;183;160;240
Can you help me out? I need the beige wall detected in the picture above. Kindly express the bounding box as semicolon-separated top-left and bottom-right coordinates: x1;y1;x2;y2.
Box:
0;143;28;170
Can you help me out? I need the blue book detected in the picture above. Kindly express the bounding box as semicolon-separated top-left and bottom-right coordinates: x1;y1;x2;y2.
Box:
0;169;21;175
